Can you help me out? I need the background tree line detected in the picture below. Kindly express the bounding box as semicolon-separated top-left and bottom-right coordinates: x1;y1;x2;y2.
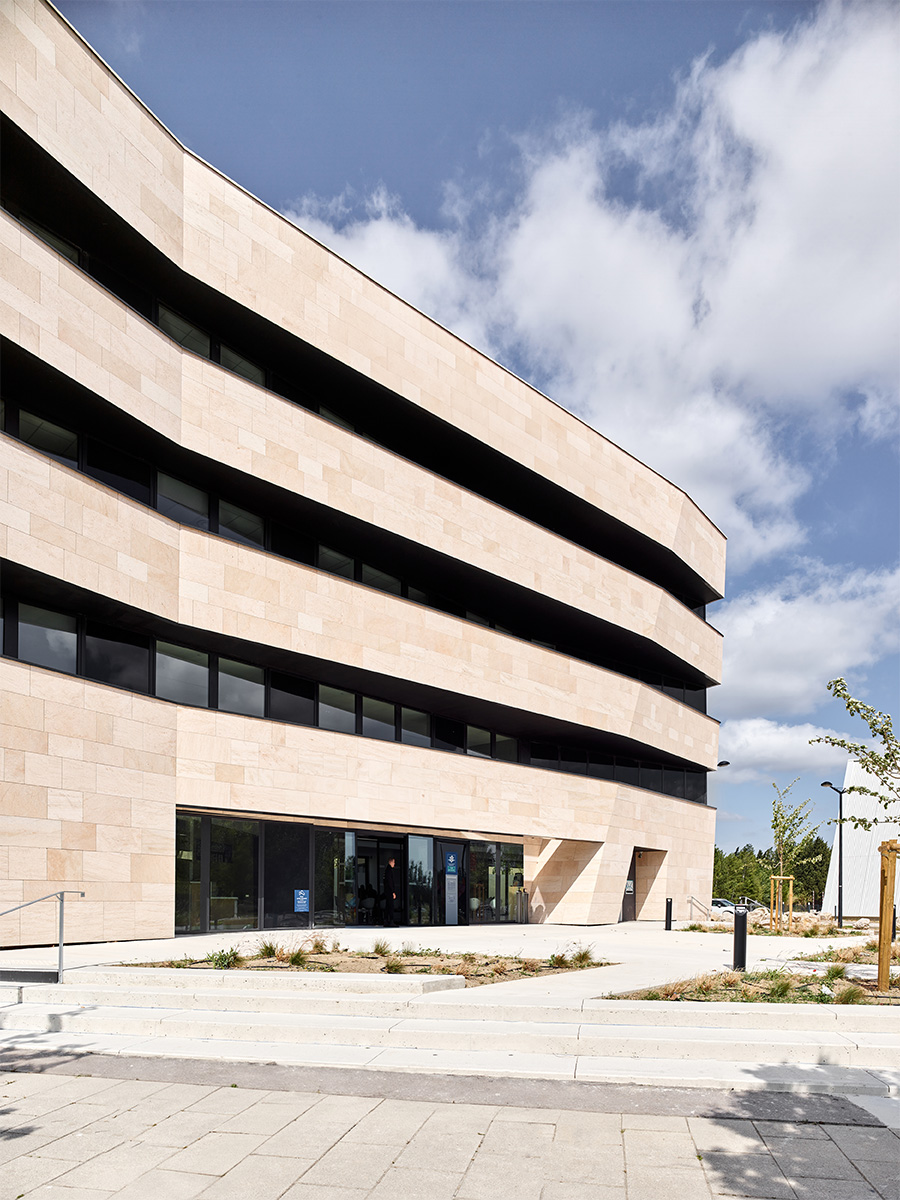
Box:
712;837;831;908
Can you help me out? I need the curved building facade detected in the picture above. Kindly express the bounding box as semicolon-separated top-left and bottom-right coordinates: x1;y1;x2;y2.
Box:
0;0;725;944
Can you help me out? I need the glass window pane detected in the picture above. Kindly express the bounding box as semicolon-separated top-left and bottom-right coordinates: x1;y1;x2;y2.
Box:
84;621;150;692
209;817;259;931
530;742;558;771
175;814;203;933
362;696;395;741
361;564;402;595
406;586;428;605
158;305;211;358
319;406;354;432
616;758;641;787
157;473;209;530
466;726;492;758
84;439;151;504
264;821;310;929
318;546;355;578
270;524;315;566
640;763;663;792
493;734;518;762
433;716;465;754
663;768;686;799
19;215;79;263
18;604;77;673
559;747;588;774
156;641;209;706
662;677;684;701
400;707;430;747
588;753;615;780
318;685;356;734
19;410;78;468
407;835;433;926
218;500;264;548
498;843;526;923
270;672;315;726
469;842;497;923
685;770;707;803
684;686;707;713
220;344;265;386
314;829;356;926
218;657;264;717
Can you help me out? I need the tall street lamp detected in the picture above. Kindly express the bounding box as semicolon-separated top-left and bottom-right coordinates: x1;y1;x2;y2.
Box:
821;781;846;928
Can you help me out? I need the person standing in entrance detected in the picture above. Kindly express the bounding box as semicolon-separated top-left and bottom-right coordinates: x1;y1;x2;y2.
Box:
383;856;398;926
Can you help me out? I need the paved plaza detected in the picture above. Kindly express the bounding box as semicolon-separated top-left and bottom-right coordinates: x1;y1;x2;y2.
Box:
1;1055;898;1200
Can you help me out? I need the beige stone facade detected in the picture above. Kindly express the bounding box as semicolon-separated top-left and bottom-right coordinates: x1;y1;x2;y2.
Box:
0;0;724;944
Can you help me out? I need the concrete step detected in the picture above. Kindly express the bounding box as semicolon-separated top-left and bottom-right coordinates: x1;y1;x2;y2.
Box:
60;967;463;994
2;1001;899;1068
18;981;900;1032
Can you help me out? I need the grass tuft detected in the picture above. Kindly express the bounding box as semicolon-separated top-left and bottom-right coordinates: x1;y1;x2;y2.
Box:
372;938;391;957
570;945;597;969
384;957;405;974
204;947;242;970
288;948;308;967
258;939;281;959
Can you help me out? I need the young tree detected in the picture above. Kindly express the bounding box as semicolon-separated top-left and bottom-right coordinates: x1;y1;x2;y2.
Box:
771;779;822;921
810;678;900;828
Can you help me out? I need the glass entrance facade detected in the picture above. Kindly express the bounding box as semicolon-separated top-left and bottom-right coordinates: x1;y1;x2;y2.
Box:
175;812;526;932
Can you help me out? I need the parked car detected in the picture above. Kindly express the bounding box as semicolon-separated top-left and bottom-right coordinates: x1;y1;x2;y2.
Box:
710;897;735;911
737;897;769;915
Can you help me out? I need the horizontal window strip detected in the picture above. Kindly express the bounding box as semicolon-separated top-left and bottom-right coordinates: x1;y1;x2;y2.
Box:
0;594;707;804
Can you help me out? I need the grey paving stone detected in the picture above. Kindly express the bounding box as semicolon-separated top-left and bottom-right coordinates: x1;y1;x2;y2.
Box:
31;1127;128;1162
193;1152;312;1198
620;1164;713;1200
767;1137;863;1179
341;1098;436;1145
0;1151;71;1200
553;1109;623;1145
127;1083;219;1121
367;1165;465;1200
493;1105;563;1124
212;1101;308;1136
163;1131;267;1176
297;1094;379;1124
254;1119;356;1160
853;1159;900;1200
297;1140;399;1191
622;1113;690;1131
13;1186;115;1200
187;1086;271;1115
539;1143;625;1185
785;1178;882;1200
457;1151;545;1200
280;1186;368;1200
394;1130;482;1173
417;1102;497;1133
754;1120;830;1141
137;1109;222;1147
478;1119;555;1156
44;1140;174;1190
689;1118;768;1153
540;1184;625;1200
111;1167;211;1200
625;1128;701;1163
701;1151;794;1199
826;1125;900;1163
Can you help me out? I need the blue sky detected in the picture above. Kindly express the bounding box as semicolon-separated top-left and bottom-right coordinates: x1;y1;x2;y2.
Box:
59;0;899;854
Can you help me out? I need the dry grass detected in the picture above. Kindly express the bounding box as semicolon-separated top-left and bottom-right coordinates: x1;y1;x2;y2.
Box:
617;967;898;1005
135;943;613;987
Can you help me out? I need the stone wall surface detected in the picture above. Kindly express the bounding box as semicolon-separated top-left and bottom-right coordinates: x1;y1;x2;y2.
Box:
0;660;715;941
0;214;722;685
0;0;726;596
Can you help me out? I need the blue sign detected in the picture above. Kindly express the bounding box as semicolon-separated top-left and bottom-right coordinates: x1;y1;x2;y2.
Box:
293;889;309;913
445;852;458;875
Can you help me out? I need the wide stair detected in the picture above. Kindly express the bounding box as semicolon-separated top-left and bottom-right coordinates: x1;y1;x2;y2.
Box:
1;968;898;1094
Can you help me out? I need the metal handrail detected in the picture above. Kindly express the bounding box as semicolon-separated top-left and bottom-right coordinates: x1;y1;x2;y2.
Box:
688;895;712;921
0;890;84;980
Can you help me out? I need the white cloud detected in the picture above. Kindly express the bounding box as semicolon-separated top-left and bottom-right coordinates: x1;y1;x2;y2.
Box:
714;563;900;720
717;717;851;784
286;1;899;573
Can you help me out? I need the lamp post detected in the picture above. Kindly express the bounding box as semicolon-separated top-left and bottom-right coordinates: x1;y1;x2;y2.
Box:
821;781;845;928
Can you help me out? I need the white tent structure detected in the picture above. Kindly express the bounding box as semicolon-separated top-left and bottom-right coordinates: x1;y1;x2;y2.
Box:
822;761;900;921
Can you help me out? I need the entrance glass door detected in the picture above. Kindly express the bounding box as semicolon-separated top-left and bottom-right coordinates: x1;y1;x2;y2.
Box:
209;817;259;931
357;836;403;925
